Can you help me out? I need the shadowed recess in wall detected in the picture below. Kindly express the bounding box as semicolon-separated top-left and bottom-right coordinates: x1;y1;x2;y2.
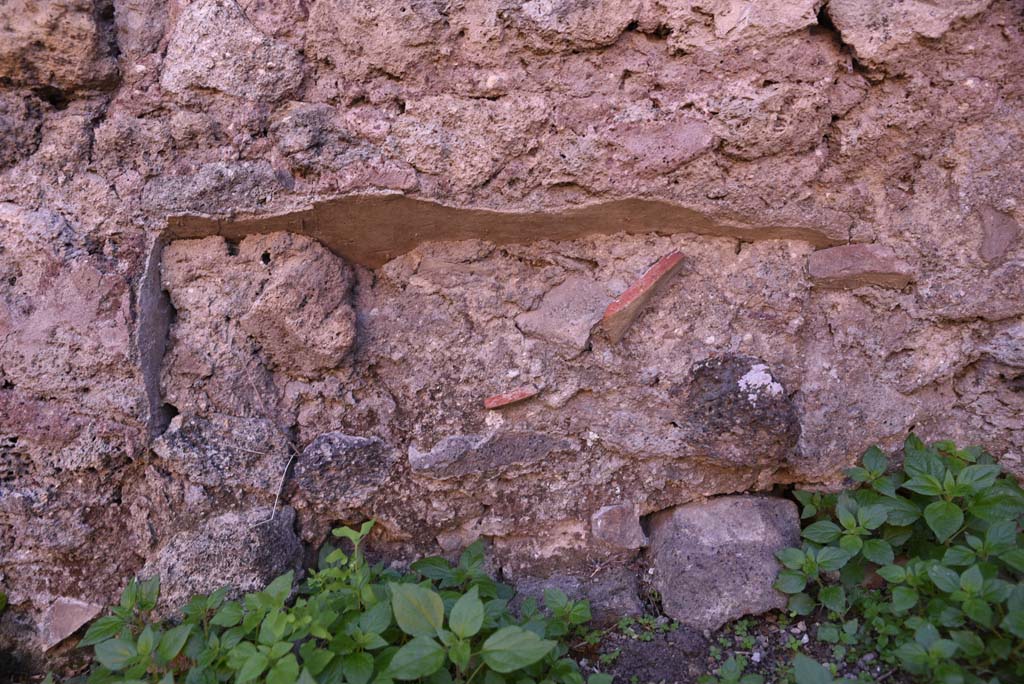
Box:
165;194;848;268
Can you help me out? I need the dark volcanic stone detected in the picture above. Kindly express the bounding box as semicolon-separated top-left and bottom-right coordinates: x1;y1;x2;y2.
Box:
672;355;800;467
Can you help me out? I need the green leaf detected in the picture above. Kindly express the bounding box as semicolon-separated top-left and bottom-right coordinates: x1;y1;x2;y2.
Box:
788;593;815;615
984;520;1017;553
894;642;928;673
950;630;985;657
955;464;1001;494
883;497;921;526
79;615;126;647
928;639;958;659
816;547;851;572
836;502;857;530
268;654;300;684
299;642;334;676
1000;548;1024;573
792;654;831;684
360;599;392;635
387;637;445;680
903;475;943;497
95;638;138;671
928;565;960;593
891;587;918;613
862;539;894;566
237;654;270;684
847;466;871;483
588;676;614;684
342;652;375;684
839;534;863;555
543;588;569;612
775;548;805;570
265;572;294;604
211;601;243;627
915;623;940;648
904;435;944;480
1000;609;1024;639
480;626;556;673
872;476;898;498
119;579;138;611
863;446;888;475
819;586;846;613
156;624;192;662
858;505;888;531
876;565;906;583
138;576;161;612
923;501;964;543
567;600;591;625
817;624;840;643
774;570;807;594
389;583;445;638
941;546;976;567
963;598;992;627
449;586;484;639
411;558;456;583
448;638;471;673
459;540;485;570
959;565;983;594
802;521;842;544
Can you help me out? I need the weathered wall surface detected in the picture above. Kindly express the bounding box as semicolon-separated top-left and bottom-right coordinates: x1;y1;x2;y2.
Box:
1;0;1023;662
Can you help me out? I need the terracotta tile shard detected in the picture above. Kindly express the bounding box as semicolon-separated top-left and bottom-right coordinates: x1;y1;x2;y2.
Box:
807;244;915;290
483;384;539;409
601;251;687;343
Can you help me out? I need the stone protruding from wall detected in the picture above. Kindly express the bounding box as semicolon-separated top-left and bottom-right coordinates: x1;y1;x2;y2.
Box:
807;244;915;290
139;507;303;613
672;356;799;468
647;497;800;631
591;503;648;550
601;252;687;343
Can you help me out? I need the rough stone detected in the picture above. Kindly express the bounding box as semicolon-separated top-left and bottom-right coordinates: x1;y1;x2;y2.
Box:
140;507;303;611
979;206;1021;263
827;0;992;67
515;276;611;352
807;244;915;290
39;598;103;650
0;0;118;91
672;356;799;468
591;503;648;550
408;431;575;480
160;0;303;101
647;497;800;631
291;432;399;526
151;413;291;494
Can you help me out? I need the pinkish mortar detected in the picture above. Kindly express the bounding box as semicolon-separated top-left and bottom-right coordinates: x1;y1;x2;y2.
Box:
0;0;1023;665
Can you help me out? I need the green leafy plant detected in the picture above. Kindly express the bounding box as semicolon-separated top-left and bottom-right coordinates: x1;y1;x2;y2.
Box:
697;654;763;684
775;435;1024;684
75;521;611;684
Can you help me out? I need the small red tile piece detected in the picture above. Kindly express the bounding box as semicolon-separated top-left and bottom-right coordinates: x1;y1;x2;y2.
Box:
601;251;686;343
483;384;539;410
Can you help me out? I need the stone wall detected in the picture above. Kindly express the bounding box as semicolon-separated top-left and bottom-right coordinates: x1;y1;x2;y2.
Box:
1;0;1022;664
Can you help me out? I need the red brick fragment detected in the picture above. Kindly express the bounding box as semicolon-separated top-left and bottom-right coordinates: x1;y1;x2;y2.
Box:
601;251;686;343
483;384;539;409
